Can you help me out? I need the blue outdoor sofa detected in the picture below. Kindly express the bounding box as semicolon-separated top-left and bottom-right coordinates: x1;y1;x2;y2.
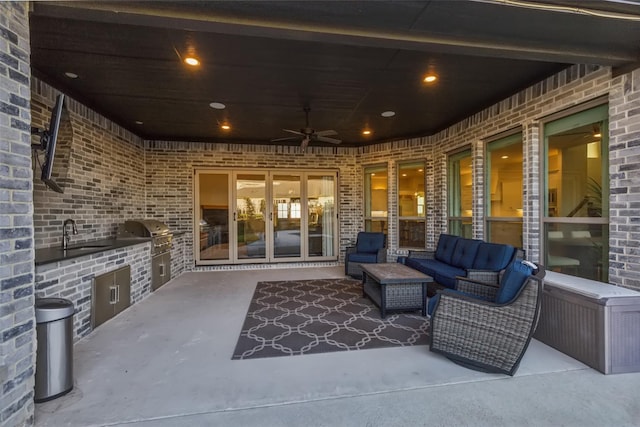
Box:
398;234;518;292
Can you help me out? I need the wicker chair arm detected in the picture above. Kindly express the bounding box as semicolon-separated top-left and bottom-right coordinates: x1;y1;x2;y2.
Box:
376;247;387;263
407;250;435;259
455;277;499;300
345;246;357;256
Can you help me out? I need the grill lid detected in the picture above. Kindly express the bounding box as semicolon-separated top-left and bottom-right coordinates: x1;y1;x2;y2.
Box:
121;219;171;237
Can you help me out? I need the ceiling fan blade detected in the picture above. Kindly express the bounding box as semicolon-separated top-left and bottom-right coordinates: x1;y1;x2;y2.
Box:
315;129;337;137
271;136;300;142
283;129;304;136
315;135;342;144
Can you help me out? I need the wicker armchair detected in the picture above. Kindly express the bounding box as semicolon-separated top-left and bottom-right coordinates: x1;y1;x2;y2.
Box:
429;262;545;376
345;232;387;279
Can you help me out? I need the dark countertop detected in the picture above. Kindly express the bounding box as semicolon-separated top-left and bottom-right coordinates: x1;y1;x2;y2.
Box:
35;238;151;266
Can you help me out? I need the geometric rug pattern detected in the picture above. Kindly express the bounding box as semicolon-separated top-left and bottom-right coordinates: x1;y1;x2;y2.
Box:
232;278;429;360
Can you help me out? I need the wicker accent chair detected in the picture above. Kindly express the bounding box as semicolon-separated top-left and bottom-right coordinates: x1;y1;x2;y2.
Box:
345;232;387;279
429;261;545;376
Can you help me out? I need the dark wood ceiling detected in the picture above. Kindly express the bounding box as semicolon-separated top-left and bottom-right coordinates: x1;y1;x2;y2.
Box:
29;1;640;147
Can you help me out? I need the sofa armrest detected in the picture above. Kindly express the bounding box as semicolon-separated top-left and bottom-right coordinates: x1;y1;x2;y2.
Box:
466;269;500;285
408;250;435;259
455;276;499;300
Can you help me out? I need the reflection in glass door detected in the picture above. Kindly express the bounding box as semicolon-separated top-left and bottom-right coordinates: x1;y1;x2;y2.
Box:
307;175;336;257
235;173;267;261
272;174;301;259
197;172;230;261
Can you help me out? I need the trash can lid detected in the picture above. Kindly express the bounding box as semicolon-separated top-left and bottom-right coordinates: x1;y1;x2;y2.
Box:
35;298;75;323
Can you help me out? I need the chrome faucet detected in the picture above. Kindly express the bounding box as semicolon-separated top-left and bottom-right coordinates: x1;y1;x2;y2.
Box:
62;219;78;250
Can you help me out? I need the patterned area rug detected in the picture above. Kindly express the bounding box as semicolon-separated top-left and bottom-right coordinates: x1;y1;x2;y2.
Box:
232;278;429;360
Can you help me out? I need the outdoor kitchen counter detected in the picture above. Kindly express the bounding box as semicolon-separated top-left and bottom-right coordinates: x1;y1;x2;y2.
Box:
35;238;151;265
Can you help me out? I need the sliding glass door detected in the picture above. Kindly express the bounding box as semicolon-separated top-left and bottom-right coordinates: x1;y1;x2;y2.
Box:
195;169;338;265
272;174;302;259
235;172;267;263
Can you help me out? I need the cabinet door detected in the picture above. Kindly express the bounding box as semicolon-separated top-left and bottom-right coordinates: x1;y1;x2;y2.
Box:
114;266;131;315
92;272;116;329
162;252;172;285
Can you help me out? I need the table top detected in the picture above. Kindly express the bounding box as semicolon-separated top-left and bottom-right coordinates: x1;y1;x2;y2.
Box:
361;263;433;284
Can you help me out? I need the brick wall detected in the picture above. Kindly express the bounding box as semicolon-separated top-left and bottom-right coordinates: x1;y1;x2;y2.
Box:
608;69;640;290
143;142;359;266
31;80;146;249
0;3;35;426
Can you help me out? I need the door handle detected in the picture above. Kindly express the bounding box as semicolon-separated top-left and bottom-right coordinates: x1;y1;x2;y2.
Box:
109;286;117;304
233;212;236;221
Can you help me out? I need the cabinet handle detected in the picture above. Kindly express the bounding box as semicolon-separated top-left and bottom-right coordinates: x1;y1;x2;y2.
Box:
109;286;117;304
159;263;165;277
116;285;120;303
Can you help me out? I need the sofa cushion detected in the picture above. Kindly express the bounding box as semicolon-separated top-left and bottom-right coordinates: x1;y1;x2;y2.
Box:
434;234;460;264
355;232;385;254
473;242;515;271
494;260;533;304
451;238;482;270
347;252;379;264
432;263;466;289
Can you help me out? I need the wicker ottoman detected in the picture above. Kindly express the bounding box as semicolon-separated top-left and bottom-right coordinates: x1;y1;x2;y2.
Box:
361;263;433;318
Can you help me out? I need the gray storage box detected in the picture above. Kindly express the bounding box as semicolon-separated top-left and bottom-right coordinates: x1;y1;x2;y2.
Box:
534;273;640;374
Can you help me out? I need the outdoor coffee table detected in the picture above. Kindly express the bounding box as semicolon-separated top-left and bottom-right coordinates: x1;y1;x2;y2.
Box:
361;263;433;318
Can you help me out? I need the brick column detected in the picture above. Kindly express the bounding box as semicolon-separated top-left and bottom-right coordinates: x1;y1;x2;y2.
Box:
0;2;36;426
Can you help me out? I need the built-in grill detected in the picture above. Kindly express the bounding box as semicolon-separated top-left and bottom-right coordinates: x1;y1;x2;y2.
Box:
118;219;172;290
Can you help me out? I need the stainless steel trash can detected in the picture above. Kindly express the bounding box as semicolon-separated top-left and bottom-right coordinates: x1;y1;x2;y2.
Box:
34;298;75;402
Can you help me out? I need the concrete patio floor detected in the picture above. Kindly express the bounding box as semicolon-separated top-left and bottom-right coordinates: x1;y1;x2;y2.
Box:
34;266;640;427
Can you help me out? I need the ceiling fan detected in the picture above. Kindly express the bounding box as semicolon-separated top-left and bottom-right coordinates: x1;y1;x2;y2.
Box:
271;106;341;150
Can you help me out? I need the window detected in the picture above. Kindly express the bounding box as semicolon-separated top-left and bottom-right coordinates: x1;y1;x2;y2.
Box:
397;161;425;248
448;149;472;238
486;133;523;247
543;103;608;281
364;165;388;234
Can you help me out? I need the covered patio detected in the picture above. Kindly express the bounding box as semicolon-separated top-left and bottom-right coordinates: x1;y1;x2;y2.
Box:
34;267;640;427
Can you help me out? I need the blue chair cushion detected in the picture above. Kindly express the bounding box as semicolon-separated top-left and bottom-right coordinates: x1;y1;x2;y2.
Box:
451;238;481;270
473;242;515;271
494;260;533;304
434;234;460;264
347;252;378;264
355;232;385;254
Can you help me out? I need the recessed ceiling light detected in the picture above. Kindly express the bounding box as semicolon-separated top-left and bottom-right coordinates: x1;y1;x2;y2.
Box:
381;111;395;117
423;74;437;83
135;121;143;125
362;130;372;136
64;72;78;79
501;155;509;159
221;124;231;131
184;56;200;66
209;102;226;110
402;173;407;177
418;169;423;172
594;132;602;138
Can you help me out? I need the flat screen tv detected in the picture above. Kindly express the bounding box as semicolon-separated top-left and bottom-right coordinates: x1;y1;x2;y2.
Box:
32;94;72;193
